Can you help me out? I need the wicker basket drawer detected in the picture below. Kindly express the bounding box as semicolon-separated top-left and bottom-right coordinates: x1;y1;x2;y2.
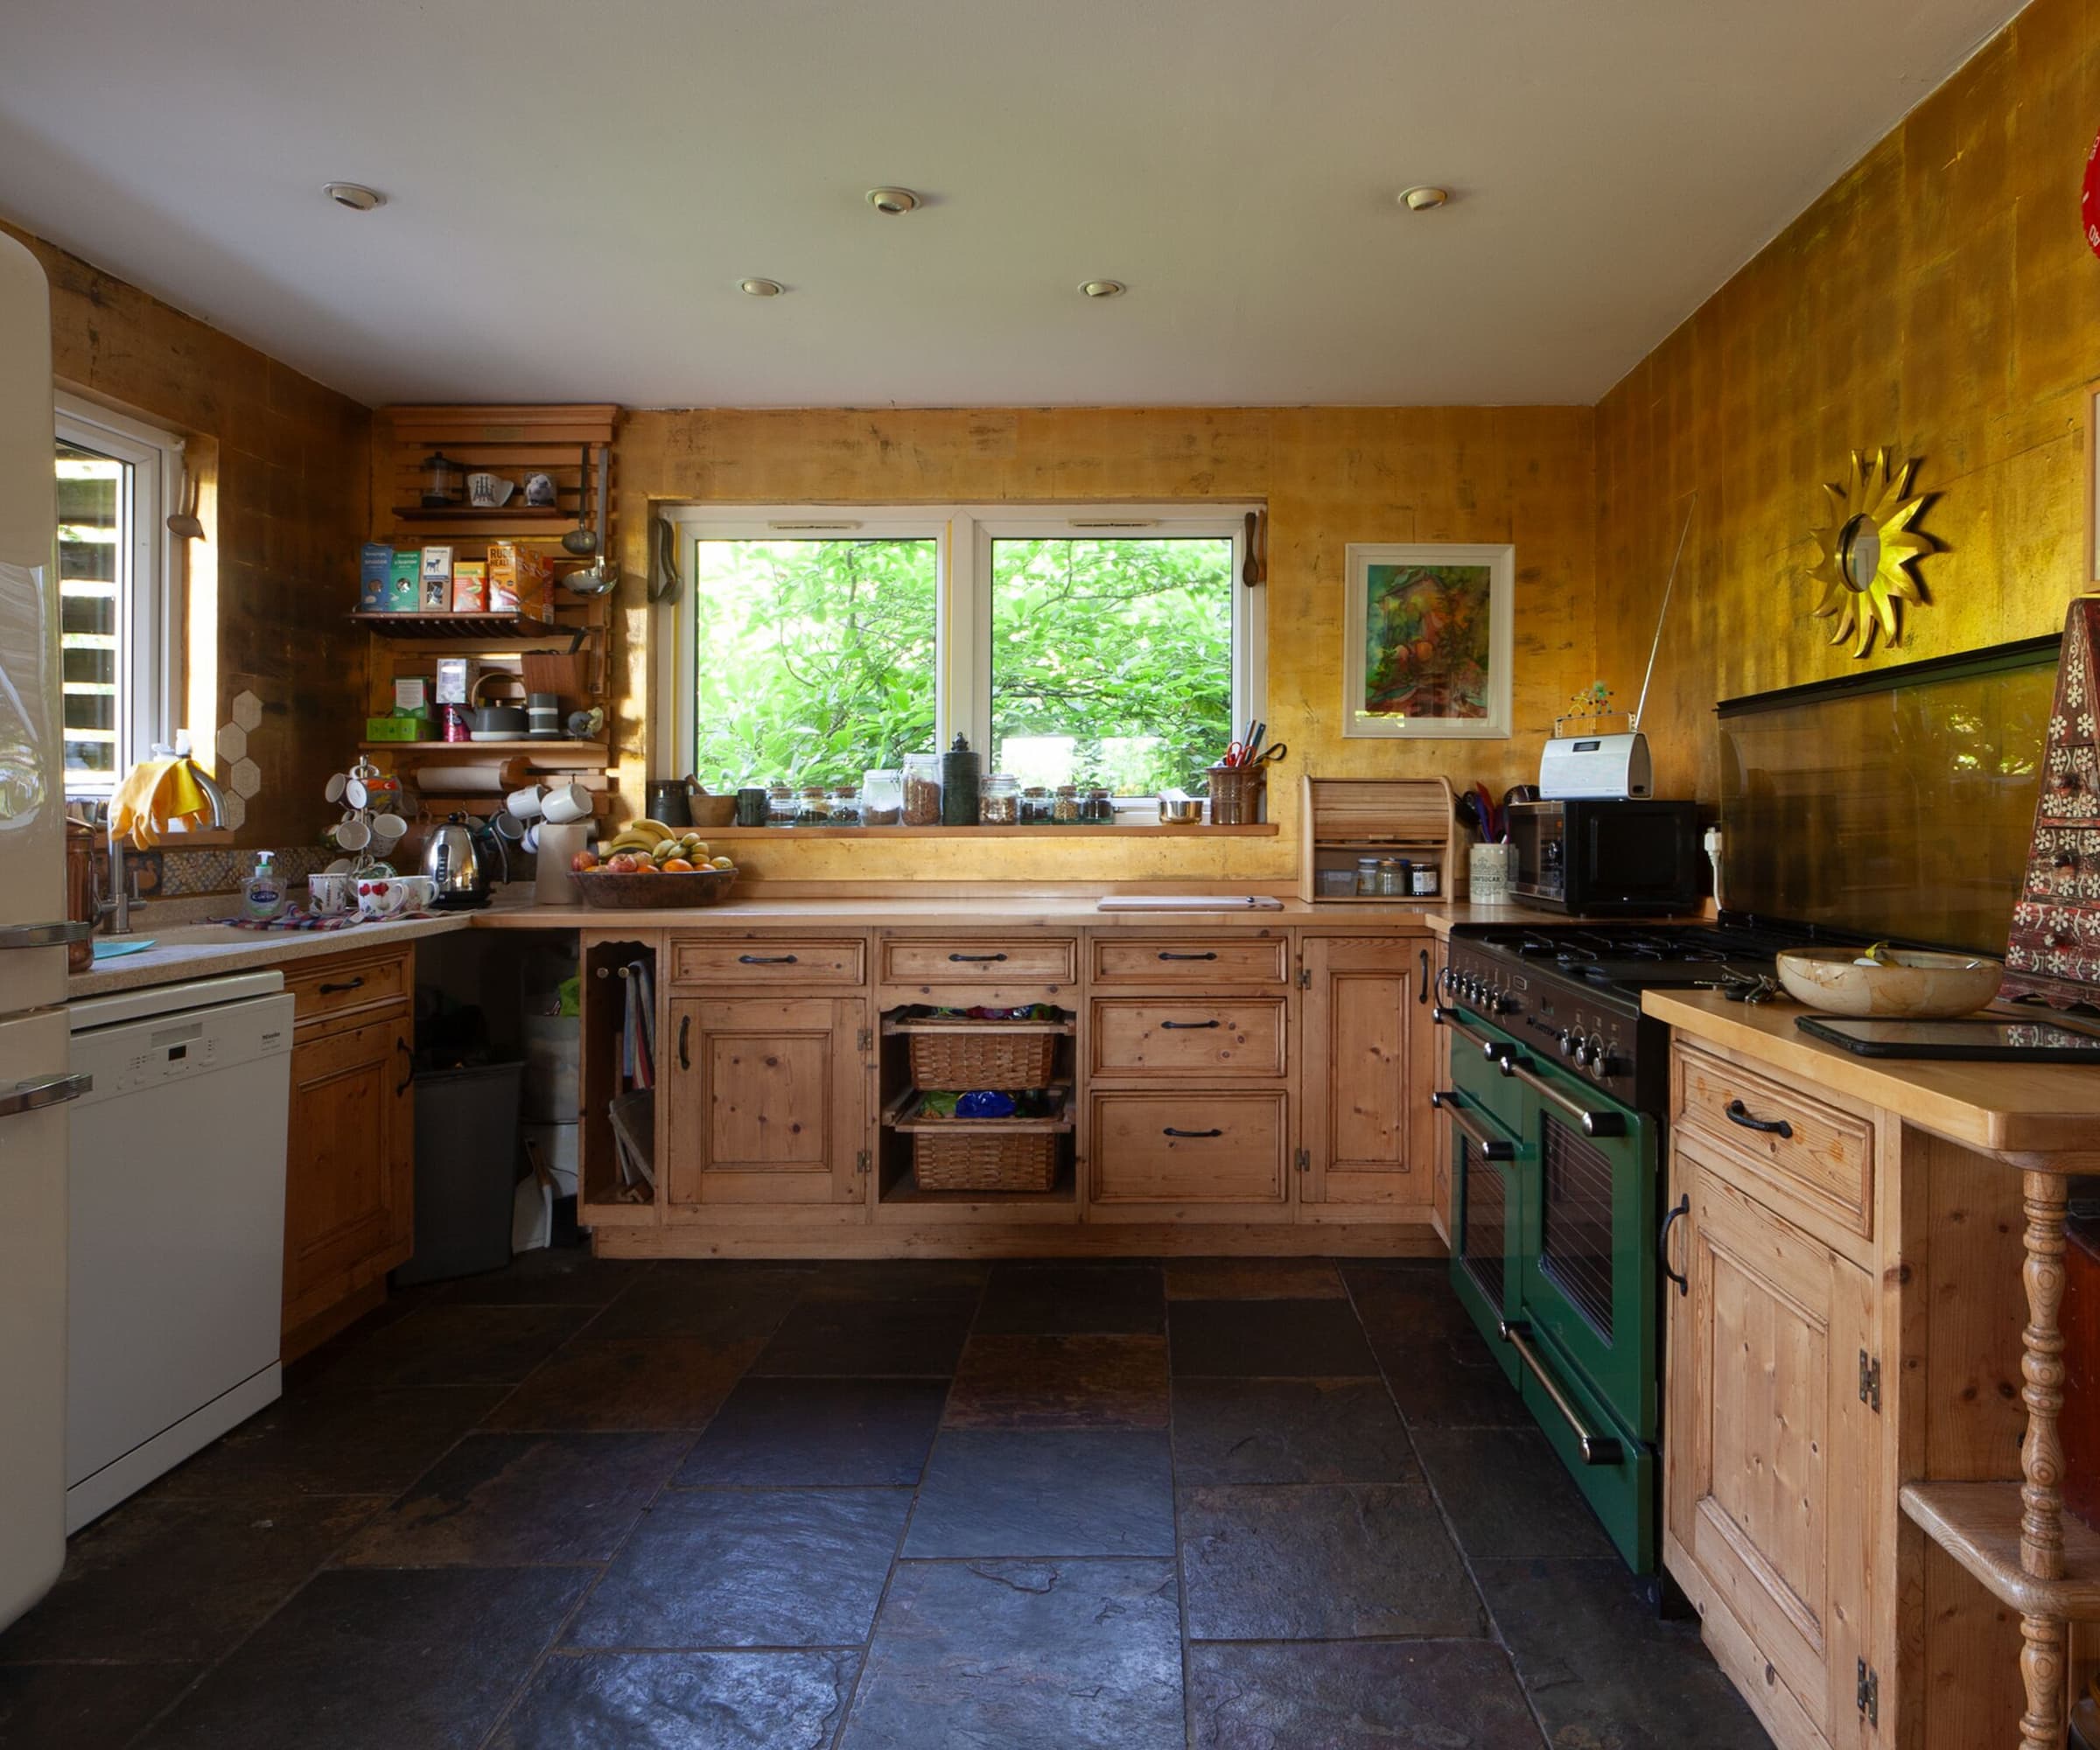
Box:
1089;998;1285;1077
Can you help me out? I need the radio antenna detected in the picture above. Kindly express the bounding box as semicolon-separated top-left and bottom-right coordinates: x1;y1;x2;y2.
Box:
1632;492;1698;733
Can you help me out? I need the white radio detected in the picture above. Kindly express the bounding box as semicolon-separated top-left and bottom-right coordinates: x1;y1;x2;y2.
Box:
1537;732;1652;801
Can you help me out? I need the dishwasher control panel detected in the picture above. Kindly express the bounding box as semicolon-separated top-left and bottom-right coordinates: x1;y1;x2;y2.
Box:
71;995;292;1106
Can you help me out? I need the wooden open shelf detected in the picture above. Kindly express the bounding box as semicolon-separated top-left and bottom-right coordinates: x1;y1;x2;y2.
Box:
1900;1480;2100;1620
351;611;567;640
684;822;1278;840
389;505;570;523
360;739;608;760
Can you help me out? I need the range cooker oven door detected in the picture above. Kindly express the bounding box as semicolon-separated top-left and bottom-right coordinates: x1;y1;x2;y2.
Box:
1494;1044;1659;1573
1440;1037;1526;1391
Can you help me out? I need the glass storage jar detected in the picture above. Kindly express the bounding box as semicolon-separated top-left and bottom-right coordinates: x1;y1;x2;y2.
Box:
1020;786;1052;824
1084;786;1114;823
829;787;862;826
1377;858;1405;896
979;773;1019;825
861;768;903;826
796;786;830;826
1053;784;1083;824
1355;856;1382;897
901;754;942;826
766;783;795;827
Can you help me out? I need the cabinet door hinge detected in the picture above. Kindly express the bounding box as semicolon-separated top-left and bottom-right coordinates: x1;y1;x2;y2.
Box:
855;1148;871;1176
858;1026;873;1053
1295;1147;1311;1174
1858;1350;1881;1413
1297;966;1312;990
1855;1658;1879;1726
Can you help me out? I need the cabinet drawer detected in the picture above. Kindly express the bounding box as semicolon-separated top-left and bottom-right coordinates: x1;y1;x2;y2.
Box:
1089;998;1286;1077
287;949;410;1032
879;937;1076;985
1089;1092;1287;1204
1672;1042;1874;1238
1089;936;1289;986
668;936;865;986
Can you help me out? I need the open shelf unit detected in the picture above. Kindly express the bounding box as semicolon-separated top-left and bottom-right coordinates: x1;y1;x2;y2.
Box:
1900;1480;2100;1619
577;936;658;1224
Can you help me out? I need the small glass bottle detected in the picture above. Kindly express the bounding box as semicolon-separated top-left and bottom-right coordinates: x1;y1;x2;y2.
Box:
1053;783;1082;824
1084;786;1114;823
1021;785;1051;825
1355;856;1381;897
766;782;795;827
979;773;1020;825
797;785;830;826
829;786;861;826
1377;857;1404;897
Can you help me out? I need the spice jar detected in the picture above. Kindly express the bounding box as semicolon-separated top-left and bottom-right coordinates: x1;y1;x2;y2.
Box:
1053;783;1082;823
1377;858;1405;897
861;768;903;826
766;782;795;826
980;773;1019;825
1355;856;1381;897
1084;786;1114;823
797;785;830;826
1021;786;1051;825
901;753;942;826
829;787;862;826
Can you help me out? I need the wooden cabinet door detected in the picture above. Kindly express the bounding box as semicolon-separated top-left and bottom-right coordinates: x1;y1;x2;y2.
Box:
663;997;869;1208
1299;935;1429;1211
283;1013;413;1331
1666;1152;1877;1747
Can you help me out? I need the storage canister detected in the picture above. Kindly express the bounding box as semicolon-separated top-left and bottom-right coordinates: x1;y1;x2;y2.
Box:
979;773;1019;825
941;734;982;826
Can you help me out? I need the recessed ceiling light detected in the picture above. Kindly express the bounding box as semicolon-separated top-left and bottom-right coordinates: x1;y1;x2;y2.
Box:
1397;186;1451;212
865;187;920;215
739;277;786;298
321;181;385;212
1078;279;1126;299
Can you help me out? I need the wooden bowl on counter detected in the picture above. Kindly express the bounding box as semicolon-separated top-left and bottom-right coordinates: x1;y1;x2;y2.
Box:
1774;945;2004;1018
570;867;740;910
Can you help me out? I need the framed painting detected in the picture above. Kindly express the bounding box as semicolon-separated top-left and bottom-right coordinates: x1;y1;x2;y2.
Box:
1343;542;1513;738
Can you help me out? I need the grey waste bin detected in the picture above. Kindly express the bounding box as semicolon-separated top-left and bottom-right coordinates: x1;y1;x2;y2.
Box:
395;1060;526;1286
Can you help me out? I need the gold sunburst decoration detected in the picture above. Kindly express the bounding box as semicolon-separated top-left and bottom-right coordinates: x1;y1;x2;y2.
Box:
1808;447;1932;659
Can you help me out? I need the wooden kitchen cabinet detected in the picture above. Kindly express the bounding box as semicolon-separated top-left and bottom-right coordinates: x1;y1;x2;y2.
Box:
281;945;415;1360
662;995;871;1210
1664;1143;1879;1749
1298;934;1434;1217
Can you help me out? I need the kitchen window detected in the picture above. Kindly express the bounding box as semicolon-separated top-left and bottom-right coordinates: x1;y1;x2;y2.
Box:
662;506;1262;799
54;394;179;797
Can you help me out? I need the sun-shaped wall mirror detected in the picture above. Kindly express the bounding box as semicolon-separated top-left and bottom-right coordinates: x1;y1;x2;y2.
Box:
1807;447;1933;659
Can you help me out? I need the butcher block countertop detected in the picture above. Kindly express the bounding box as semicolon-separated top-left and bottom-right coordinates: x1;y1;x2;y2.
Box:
1644;987;2100;1165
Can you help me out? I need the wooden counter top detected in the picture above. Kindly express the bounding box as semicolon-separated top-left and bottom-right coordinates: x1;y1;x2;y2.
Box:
1643;987;2100;1165
476;894;1459;930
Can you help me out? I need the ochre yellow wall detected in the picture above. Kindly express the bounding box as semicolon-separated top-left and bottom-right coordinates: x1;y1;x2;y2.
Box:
1596;0;2100;803
612;406;1596;881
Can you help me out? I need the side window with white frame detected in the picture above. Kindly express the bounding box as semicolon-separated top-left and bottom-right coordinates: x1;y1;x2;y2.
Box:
662;505;1262;802
54;393;179;797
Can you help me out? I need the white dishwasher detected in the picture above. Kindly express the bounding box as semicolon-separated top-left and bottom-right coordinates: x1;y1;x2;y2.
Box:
65;970;294;1530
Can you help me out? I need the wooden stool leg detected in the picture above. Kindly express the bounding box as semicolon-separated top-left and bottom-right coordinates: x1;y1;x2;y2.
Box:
2018;1611;2065;1750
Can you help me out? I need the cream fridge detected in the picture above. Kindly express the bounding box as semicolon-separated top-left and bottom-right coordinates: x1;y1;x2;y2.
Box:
0;229;91;1628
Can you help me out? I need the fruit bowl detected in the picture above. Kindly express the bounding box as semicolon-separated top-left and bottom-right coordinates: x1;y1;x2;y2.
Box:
1774;946;2004;1018
570;866;741;910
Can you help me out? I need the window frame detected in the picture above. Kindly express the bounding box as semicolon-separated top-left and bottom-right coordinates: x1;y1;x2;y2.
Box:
53;391;181;796
656;503;1264;794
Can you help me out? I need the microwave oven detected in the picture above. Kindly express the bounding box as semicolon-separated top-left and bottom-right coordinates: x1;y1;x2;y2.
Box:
1505;799;1703;915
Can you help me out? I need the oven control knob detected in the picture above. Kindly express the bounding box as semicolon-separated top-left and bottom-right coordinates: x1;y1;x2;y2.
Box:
1557;1029;1577;1058
1572;1036;1592;1067
1584;1033;1609;1073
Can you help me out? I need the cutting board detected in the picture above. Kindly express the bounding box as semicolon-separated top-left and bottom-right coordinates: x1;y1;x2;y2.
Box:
1095;896;1284;912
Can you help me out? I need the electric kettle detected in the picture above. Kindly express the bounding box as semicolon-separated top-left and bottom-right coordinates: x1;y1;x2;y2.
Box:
423;813;507;910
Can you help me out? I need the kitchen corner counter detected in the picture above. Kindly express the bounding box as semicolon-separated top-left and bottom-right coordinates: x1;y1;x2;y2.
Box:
66;911;473;1000
1642;986;2100;1163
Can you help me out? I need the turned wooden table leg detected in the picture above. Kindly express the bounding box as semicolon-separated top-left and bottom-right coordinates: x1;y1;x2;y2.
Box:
2017;1169;2070;1750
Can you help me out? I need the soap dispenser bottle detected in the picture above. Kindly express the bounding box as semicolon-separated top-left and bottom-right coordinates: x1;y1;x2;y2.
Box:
243;850;286;922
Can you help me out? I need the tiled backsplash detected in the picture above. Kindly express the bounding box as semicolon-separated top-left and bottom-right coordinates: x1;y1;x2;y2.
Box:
152;843;333;897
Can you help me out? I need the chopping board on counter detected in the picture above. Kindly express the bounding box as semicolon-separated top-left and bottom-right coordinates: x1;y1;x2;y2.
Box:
1095;895;1284;912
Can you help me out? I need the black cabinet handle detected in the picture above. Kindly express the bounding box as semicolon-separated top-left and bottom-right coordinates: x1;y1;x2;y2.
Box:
738;953;799;964
948;951;1008;962
395;1036;415;1096
1159;1019;1222;1030
1724;1098;1793;1139
1163;1126;1224;1138
679;1014;691;1071
1418;948;1430;1004
318;976;365;995
1660;1194;1690;1297
1158;950;1217;962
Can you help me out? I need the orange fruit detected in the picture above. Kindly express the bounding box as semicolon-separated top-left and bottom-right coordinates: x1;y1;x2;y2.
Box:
661;858;695;872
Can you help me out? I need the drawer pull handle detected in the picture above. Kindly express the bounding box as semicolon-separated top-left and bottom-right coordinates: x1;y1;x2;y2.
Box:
1659;1194;1690;1297
1163;1126;1224;1138
317;976;366;995
1418;948;1430;1004
0;1072;92;1118
679;1014;691;1071
1498;1320;1623;1466
1159;1019;1222;1030
395;1036;415;1096
1724;1098;1793;1139
738;954;800;965
948;952;1008;962
1157;950;1217;961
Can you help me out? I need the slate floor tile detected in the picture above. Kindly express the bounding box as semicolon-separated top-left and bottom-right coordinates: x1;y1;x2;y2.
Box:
487;1649;857;1750
1166;1258;1346;1299
569;1488;910;1649
484;1337;758;1432
150;1386;508;1498
1475;1557;1774;1750
1348;1264;1530;1429
1180;1480;1488;1641
752;1298;974;1377
340;1432;687;1566
905;1429;1174;1558
1188;1640;1548;1749
676;1378;947;1487
312;1305;595;1390
1411;1426;1615;1559
1168;1297;1377;1377
0;1494;382;1665
796;1259;990;1303
133;1566;588;1750
587;1266;810;1342
946;1334;1169;1428
1172;1377;1415;1485
0;1662;199;1750
841;1558;1183;1750
437;1250;655;1307
974;1263;1165;1334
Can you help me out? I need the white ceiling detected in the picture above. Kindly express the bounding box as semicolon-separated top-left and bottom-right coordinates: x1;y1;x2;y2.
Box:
0;0;2021;410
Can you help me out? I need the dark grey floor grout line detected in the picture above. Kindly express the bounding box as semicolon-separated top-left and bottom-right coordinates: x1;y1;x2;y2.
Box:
1164;1286;1199;1750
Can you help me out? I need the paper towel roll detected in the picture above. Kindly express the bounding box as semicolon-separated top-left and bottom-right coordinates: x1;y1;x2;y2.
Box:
412;763;513;794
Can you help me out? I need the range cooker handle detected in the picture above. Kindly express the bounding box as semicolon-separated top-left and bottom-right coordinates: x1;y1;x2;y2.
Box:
1494;1051;1628;1139
1430;1088;1516;1162
1432;1004;1512;1063
1499;1320;1624;1466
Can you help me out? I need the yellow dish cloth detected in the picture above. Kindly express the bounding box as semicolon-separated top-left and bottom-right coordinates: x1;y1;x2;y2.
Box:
110;758;211;848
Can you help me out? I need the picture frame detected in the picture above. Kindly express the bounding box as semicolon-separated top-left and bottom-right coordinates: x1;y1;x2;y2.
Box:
1342;542;1514;738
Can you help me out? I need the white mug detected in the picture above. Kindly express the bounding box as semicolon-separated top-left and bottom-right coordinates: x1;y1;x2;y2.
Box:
506;783;547;820
370;811;408;846
541;781;592;824
335;816;372;850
